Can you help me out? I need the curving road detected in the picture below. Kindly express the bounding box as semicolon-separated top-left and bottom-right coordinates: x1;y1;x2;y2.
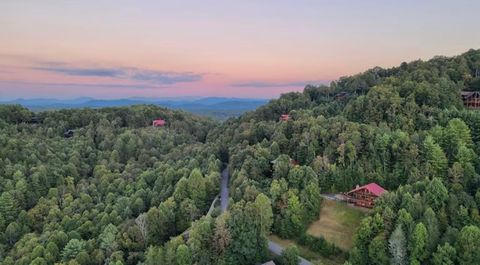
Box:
220;167;229;212
220;165;311;265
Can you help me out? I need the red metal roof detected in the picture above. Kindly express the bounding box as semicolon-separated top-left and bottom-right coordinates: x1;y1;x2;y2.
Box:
280;114;290;121
347;182;386;197
153;119;166;126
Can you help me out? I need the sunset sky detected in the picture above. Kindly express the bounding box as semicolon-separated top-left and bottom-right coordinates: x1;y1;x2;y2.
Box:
1;0;479;99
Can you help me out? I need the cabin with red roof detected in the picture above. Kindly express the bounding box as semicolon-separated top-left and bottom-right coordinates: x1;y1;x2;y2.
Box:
344;183;386;208
279;114;290;121
152;119;166;127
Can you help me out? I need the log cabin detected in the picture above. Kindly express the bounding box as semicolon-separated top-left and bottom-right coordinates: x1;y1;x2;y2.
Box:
344;182;386;208
461;91;480;108
334;91;350;101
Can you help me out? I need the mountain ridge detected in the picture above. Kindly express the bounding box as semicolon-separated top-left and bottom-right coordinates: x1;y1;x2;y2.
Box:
0;97;270;120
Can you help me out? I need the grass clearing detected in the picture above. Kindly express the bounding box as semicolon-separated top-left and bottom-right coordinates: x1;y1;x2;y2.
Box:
306;199;368;251
268;235;345;265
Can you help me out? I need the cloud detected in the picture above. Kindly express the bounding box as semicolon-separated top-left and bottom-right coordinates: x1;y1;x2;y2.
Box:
0;80;159;90
232;80;330;88
129;69;202;84
33;66;123;77
32;64;203;85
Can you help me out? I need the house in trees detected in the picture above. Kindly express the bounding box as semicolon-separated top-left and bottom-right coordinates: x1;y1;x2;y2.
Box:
152;119;166;127
28;116;41;124
334;91;350;101
461;91;480;108
64;130;74;138
344;182;386;208
279;114;290;121
270;158;299;167
290;159;299;166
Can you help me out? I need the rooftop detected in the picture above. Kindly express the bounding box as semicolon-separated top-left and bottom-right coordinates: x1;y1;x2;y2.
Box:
347;182;386;197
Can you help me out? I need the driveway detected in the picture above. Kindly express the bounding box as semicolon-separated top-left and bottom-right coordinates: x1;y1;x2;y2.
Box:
267;241;312;265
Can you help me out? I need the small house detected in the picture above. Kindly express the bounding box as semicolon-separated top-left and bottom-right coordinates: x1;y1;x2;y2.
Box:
270;158;299;166
152;119;166;127
279;114;290;121
64;130;74;138
461;91;480;108
344;182;386;208
335;91;350;101
29;117;41;124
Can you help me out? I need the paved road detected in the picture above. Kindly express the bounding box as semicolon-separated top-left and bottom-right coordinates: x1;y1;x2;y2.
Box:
268;241;312;265
220;167;229;212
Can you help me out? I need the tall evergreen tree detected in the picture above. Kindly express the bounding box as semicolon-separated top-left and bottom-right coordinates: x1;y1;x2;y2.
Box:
409;223;427;265
389;224;407;265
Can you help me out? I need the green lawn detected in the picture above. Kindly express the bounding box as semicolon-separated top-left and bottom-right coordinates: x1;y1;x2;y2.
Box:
306;199;368;251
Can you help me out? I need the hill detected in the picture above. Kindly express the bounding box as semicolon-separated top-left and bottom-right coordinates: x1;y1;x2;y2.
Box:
0;49;479;265
0;97;269;121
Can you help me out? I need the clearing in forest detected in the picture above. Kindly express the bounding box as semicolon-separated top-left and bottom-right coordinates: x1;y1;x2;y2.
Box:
306;200;367;250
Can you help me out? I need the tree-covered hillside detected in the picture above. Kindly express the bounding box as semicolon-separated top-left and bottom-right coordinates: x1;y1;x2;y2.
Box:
1;49;480;265
0;105;224;265
202;49;480;265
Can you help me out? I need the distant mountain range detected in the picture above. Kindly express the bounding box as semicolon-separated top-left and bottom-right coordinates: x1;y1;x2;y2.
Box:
0;97;270;120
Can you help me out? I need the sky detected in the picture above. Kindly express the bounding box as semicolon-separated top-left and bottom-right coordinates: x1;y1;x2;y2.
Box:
0;0;479;100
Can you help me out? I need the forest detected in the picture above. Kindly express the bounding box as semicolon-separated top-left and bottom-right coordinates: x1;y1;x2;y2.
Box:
1;49;480;265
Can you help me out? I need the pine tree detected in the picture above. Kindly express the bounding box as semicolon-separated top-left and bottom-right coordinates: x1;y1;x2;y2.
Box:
409;223;427;264
457;225;480;265
425;178;448;210
432;243;456;265
175;244;192;265
61;239;86;262
213;213;231;256
188;169;207;210
99;223;118;258
285;191;304;237
281;245;300;265
423;208;440;252
145;246;165;265
389;224;407;265
0;192;19;223
423;136;448;179
4;222;20;246
253;193;273;236
368;235;389;265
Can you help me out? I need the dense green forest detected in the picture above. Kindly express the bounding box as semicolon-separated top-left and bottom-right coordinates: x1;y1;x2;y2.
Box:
1;49;480;265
